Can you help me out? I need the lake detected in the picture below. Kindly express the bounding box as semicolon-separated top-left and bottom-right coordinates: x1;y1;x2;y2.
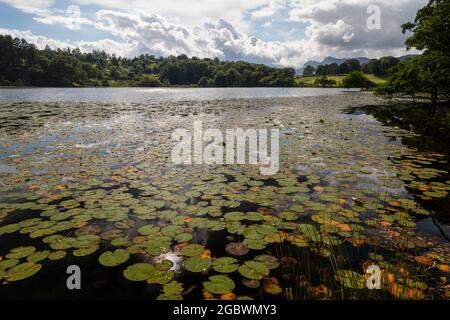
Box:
0;87;359;103
0;90;449;300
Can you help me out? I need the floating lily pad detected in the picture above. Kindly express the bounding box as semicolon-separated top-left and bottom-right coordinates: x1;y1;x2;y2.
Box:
6;246;36;259
123;263;155;281
238;261;270;280
5;262;42;281
225;242;249;256
180;244;205;257
183;256;212;273
147;269;174;285
212;257;239;273
203;275;235;295
254;255;280;270
99;249;130;267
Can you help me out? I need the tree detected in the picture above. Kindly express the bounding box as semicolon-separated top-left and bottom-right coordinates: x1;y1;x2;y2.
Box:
345;59;362;72
375;58;423;102
303;65;315;77
342;72;376;89
314;76;336;87
402;0;450;52
377;0;450;113
337;62;350;75
139;74;162;87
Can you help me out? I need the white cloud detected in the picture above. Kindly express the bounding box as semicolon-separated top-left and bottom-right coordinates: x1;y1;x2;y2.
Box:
250;0;287;19
0;27;133;55
0;0;426;67
73;0;269;31
289;0;427;53
0;0;53;14
91;10;308;67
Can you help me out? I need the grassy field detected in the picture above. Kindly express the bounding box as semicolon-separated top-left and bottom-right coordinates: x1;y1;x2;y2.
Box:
296;74;386;87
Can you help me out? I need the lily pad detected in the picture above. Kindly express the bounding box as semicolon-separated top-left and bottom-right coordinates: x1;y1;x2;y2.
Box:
123;263;155;281
238;261;270;280
180;244;205;257
203;275;235;294
225;242;249;256
212;257;239;273
183;256;212;273
99;249;130;267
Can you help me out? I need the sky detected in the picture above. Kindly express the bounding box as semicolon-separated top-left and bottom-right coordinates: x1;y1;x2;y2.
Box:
0;0;427;68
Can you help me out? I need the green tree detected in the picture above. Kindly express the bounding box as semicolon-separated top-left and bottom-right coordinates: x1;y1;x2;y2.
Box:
139;74;162;87
377;0;450;113
402;0;450;52
303;65;315;77
314;76;336;87
342;71;376;89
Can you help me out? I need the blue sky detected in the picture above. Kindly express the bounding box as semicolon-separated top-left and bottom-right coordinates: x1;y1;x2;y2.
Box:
0;0;426;67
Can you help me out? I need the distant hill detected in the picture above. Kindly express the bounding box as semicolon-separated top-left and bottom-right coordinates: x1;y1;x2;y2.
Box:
297;55;419;74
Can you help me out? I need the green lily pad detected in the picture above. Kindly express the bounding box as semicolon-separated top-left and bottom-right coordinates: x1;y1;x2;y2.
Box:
123;263;155;281
5;262;42;281
254;255;280;269
137;225;160;236
212;257;239;273
27;251;50;263
183;256;212;273
6;246;36;259
238;261;270;280
99;249;130;267
180;244;205;257
73;245;99;257
147;270;174;285
203;275;235;294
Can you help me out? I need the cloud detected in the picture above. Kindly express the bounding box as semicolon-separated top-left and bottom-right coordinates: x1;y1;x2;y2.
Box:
0;0;53;14
73;0;268;31
289;0;427;53
0;0;426;67
0;27;133;55
91;10;308;66
250;0;287;19
33;6;94;30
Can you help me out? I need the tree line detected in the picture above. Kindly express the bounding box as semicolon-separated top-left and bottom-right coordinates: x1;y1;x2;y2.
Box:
303;56;401;77
0;36;295;87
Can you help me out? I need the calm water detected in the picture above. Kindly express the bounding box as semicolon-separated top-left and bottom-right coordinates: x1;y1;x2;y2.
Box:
0;87;358;103
0;93;449;300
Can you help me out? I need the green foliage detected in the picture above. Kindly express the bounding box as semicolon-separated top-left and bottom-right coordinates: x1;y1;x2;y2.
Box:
378;0;450;110
0;35;296;88
315;59;361;76
362;57;400;77
377;52;450;105
139;74;162;87
402;0;450;52
302;65;315;77
314;76;336;87
342;72;376;89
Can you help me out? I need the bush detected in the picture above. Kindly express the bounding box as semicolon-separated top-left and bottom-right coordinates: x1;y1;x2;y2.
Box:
139;75;162;87
342;72;376;89
314;76;337;87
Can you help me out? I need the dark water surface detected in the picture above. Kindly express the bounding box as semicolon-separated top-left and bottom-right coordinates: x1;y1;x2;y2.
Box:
0;93;449;300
